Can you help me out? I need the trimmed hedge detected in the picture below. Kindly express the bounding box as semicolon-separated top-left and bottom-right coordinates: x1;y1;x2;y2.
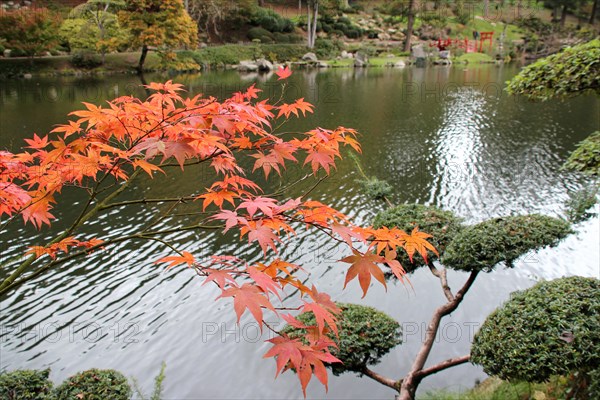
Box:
54;369;131;400
373;204;464;273
0;369;53;400
471;276;600;383
283;303;402;375
441;214;572;272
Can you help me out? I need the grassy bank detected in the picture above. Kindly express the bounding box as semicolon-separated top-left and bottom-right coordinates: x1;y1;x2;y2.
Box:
421;376;577;400
0;45;311;77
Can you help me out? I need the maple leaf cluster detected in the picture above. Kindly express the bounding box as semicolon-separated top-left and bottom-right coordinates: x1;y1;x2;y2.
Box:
0;76;436;395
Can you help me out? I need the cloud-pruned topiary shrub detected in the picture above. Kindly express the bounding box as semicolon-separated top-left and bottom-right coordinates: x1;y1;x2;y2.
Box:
441;214;572;272
0;369;53;400
54;369;131;400
283;303;402;375
506;39;600;100
471;276;600;384
373;204;464;273
563;131;600;177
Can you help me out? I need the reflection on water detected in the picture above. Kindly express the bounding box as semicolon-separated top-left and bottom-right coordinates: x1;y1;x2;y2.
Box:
0;66;599;399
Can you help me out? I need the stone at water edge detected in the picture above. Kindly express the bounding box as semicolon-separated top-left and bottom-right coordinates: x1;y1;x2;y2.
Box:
302;52;318;62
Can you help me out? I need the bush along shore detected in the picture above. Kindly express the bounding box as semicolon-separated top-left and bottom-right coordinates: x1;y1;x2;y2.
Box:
0;43;501;79
2;0;597;79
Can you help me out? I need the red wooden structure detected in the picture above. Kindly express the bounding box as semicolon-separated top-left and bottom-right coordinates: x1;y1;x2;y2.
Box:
429;31;494;54
478;31;494;52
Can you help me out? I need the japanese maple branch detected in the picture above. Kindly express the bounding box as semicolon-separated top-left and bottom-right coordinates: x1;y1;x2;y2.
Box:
428;261;454;302
398;270;479;400
0;170;141;292
414;355;471;380
0;223;223;296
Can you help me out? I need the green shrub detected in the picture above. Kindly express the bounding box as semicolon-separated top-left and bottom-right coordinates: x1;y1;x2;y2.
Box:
506;39;600;100
283;303;401;375
260;44;307;61
250;7;294;33
565;185;599;224
0;369;53;400
373;204;464;273
247;27;275;43
314;38;342;59
189;44;307;66
358;177;392;200
54;369;131;400
442;214;571;272
271;33;303;44
563;131;600;176
70;50;102;69
471;276;600;384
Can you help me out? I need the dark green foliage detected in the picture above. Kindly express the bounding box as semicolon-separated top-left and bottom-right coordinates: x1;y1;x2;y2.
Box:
514;16;554;36
471;277;600;384
373;204;464;273
0;369;53;400
565;185;598;224
54;369;132;400
314;38;343;59
247;27;275;43
441;214;572;272
250;8;294;33
272;32;303;44
184;44;307;67
70;50;103;69
563;131;600;176
283;303;402;375
358;177;392;200
506;39;600;100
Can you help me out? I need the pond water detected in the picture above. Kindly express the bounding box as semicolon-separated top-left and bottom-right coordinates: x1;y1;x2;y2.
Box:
0;66;598;399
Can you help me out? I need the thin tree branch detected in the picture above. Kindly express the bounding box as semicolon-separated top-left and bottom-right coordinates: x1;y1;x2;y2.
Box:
362;367;399;391
428;262;454;302
414;355;471;379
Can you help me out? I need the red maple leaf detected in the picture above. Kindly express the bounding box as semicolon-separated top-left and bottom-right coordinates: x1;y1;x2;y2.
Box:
202;268;237;289
211;210;246;233
247;222;281;255
237;196;278;217
301;301;339;336
275;65;292;81
297;347;340;395
218;284;276;326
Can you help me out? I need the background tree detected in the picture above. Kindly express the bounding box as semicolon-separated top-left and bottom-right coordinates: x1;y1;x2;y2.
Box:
187;0;254;40
60;0;130;62
590;0;598;24
404;0;416;52
0;8;61;58
118;0;198;72
70;0;127;63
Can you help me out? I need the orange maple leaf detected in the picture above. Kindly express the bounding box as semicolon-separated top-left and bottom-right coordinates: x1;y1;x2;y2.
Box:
154;251;195;269
341;250;387;298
